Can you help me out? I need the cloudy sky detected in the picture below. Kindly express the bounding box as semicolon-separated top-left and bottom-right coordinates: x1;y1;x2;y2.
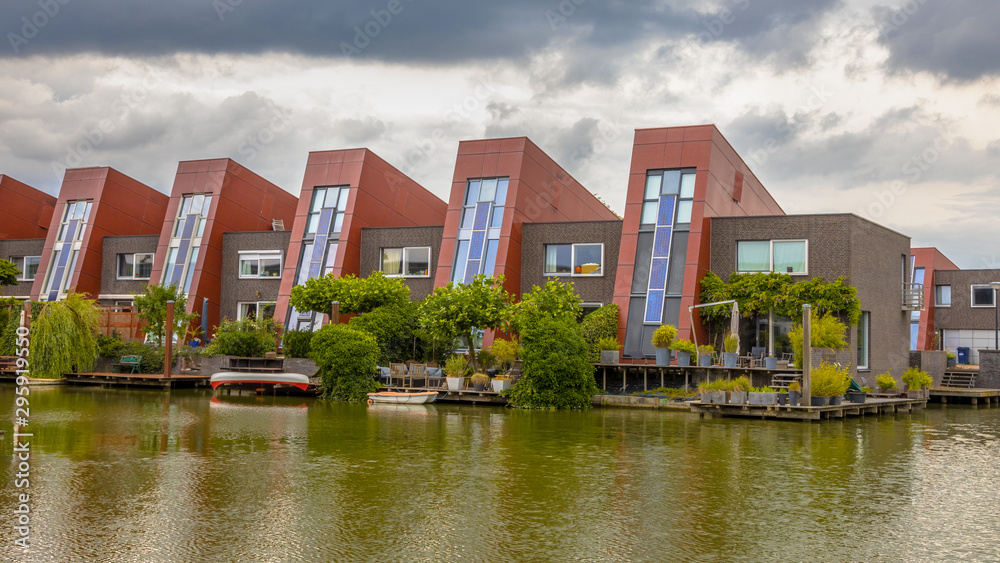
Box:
1;0;998;268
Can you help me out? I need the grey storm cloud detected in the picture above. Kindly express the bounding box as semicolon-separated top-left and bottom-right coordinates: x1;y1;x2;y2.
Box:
2;0;841;65
873;0;1000;82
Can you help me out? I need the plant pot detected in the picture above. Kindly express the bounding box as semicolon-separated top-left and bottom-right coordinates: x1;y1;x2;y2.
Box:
907;389;925;399
846;391;866;403
788;390;800;406
777;393;787;406
600;350;620;365
811;396;831;407
265;351;277;360
723;352;738;368
748;392;777;406
655;348;671;366
946;357;957;368
491;379;512;392
699;354;712;367
764;356;778;370
446;376;466;391
729;390;747;405
703;390;726;404
676;351;691;367
473;381;486;392
830;395;843;406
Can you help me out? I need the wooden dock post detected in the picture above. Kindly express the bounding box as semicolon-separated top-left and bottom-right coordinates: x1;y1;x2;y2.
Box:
164;300;173;379
331;301;340;325
802;304;812;407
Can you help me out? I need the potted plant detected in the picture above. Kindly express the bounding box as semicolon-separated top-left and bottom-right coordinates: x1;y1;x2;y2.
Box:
902;367;933;399
722;333;739;368
729;375;751;404
470;372;490;392
670;339;696;367
811;362;850;406
651;324;678;366
698;379;729;404
444;355;468;391
876;372;898;395
764;355;778;370
598;337;621;365
698;344;715;367
777;387;788;405
946;351;957;368
490;338;518;392
748;385;778;406
846;387;867;403
787;381;801;406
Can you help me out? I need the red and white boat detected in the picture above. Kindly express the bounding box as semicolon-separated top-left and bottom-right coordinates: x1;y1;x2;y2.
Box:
367;391;439;405
210;372;311;391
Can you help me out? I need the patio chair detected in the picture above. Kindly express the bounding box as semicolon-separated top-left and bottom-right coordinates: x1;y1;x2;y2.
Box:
408;363;428;388
426;367;446;388
388;363;407;387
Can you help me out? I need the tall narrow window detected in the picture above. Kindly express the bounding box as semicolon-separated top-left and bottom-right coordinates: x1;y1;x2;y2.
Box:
857;312;870;370
42;199;93;301
289;186;351;332
452;177;507;283
162;193;212;293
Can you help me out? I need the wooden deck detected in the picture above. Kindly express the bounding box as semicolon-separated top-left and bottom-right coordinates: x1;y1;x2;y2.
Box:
689;397;929;421
65;372;210;389
596;363;802;394
929;387;1000;405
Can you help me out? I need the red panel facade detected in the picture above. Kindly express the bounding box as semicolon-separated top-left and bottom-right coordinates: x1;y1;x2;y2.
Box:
911;247;960;350
149;159;298;332
274;149;448;325
30;167;169;300
0;175;57;240
614;125;785;347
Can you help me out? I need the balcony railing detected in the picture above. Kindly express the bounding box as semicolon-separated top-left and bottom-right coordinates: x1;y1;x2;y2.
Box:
902;283;924;311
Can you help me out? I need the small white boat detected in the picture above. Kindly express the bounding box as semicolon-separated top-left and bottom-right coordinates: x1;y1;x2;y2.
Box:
210;372;311;391
367;391;439;405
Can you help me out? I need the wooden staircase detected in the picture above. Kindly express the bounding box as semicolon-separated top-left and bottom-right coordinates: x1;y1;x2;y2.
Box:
941;371;977;389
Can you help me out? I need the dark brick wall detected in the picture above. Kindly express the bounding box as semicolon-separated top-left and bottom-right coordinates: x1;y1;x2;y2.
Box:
359;226;444;301
0;238;45;297
710;213;911;383
100;235;159;297
220;231;292;321
931;269;1000;330
521;220;622;304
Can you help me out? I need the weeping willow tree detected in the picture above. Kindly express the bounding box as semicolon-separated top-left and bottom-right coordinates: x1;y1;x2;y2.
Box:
30;294;101;379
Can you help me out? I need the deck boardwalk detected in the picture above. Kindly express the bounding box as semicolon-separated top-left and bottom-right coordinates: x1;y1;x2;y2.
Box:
65;372;210;389
929;387;999;406
689;397;928;421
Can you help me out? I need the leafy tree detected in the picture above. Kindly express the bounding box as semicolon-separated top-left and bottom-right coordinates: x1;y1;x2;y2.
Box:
31;294;101;379
0;259;19;287
508;279;582;336
289;271;410;316
133;284;199;345
507;316;598;409
579;303;619;362
349;301;423;365
310;324;380;402
418;274;512;372
282;329;313;358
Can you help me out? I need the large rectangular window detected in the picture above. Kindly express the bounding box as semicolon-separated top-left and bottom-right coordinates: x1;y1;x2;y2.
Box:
935;285;951;307
544;243;604;276
10;256;40;281
238;301;276;321
972;285;996;308
381;247;431;278
239;251;282;278
117;253;153;280
857;311;870;370
737;240;807;275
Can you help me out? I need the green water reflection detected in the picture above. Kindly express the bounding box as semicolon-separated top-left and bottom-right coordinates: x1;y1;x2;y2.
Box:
1;387;998;561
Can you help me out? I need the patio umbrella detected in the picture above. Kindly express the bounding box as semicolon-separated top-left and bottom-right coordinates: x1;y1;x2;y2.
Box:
730;301;741;356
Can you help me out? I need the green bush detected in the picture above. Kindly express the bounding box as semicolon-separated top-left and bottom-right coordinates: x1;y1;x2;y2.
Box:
202;318;278;358
732;375;752;392
902;367;933;390
669;338;697;355
875;372;897;390
811;362;851;397
443;355;468;378
97;334;172;374
349;302;425;364
597;337;620;351
580;304;619;362
788;313;849;367
507;316;598;409
490;338;519;374
723;333;739;354
310;324;380;402
282;329;313;358
651;324;677;349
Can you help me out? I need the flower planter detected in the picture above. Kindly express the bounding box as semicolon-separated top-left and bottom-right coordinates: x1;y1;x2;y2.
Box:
906;389;925;399
600;350;620;365
655;348;671;366
729;390;747;405
829;395;843;406
788;390;800;406
846;391;866;403
764;357;778;370
777;393;787;406
698;354;712;367
676;351;691;366
748;392;777;406
703;390;727;404
723;352;738;368
446;377;466;391
811;396;831;407
946;357;957;368
491;378;512;392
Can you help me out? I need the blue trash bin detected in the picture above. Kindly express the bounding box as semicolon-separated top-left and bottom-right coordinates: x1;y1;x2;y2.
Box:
957;347;970;365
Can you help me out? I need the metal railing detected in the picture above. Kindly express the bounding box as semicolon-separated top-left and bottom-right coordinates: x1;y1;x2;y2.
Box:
902;283;924;311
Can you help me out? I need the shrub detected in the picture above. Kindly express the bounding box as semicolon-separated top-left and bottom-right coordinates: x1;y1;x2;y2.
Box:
470;373;490;387
283;329;313;358
580;303;619;362
788;313;849;367
443;355;469;378
670;338;697;355
732;375;752;392
508;316;598;409
788;381;801;393
310;324;379;402
902;367;933;390
751;386;776;393
698;379;730;391
811;362;851;397
698;344;715;355
96;335;168;373
876;372;897;390
490;338;519;374
651;324;677;349
723;333;739;354
597;337;620;351
202;317;278;358
349;302;425;364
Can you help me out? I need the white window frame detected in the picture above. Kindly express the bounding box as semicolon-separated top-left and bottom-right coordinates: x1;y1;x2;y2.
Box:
543;243;605;277
381;246;432;278
934;285;951;307
971;284;996;308
737;239;809;276
116;252;154;280
238;251;283;279
10;256;41;281
238;301;277;320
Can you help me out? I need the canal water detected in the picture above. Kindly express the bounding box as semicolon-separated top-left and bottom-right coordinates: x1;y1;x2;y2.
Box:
1;387;998;562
